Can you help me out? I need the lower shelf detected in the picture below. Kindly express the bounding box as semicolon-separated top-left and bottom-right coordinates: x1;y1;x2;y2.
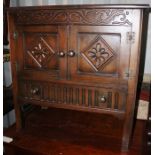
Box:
4;112;147;155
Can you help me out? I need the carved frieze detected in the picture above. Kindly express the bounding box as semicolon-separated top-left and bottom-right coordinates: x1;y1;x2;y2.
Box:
15;9;132;26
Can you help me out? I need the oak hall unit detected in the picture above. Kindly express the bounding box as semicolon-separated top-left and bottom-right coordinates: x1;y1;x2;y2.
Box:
8;4;150;151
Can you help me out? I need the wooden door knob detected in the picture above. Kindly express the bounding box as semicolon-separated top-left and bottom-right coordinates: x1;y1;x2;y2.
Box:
68;50;75;57
30;88;39;95
100;96;106;103
59;52;65;57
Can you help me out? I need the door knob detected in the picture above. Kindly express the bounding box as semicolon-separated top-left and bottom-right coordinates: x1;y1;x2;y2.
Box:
68;50;75;57
58;51;65;57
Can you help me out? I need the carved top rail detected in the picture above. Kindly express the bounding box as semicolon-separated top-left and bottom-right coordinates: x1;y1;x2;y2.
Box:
8;5;150;26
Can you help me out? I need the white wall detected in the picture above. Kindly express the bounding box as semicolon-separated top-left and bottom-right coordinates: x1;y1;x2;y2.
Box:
3;110;15;128
3;62;12;87
144;13;151;74
10;0;151;6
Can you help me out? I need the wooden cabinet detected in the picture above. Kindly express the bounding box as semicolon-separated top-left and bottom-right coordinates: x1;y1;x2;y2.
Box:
8;5;150;151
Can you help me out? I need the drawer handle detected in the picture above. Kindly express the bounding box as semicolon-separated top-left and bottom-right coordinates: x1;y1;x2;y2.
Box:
30;88;39;95
68;50;75;57
100;96;106;103
59;51;65;57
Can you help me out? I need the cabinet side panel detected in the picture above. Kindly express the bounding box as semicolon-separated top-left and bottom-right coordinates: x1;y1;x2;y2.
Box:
8;13;22;130
122;9;147;150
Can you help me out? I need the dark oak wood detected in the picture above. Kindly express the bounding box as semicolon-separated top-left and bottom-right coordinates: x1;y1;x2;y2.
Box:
3;108;148;155
8;4;150;151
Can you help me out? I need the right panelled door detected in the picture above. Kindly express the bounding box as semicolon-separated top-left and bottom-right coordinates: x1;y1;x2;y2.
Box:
68;25;132;85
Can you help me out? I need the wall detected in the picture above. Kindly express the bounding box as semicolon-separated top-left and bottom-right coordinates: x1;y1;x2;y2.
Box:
10;0;151;6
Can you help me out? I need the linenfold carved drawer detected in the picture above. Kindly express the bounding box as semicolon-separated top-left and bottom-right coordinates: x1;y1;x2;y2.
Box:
8;4;150;151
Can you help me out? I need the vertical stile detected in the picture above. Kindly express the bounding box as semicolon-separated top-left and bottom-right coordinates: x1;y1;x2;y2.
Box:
75;87;79;105
70;87;73;104
24;81;27;98
52;85;55;103
41;83;43;101
51;84;55;102
114;92;119;109
118;92;123;110
85;88;88;106
76;88;79;105
91;89;95;107
112;92;115;109
94;90;99;106
62;86;64;103
79;87;82;106
62;86;65;104
47;83;49;101
28;82;31;99
67;87;70;104
75;88;77;105
65;87;68;104
55;84;59;103
55;85;58;103
72;87;74;104
57;86;61;103
60;86;62;103
72;87;76;105
82;88;85;105
68;87;71;104
56;85;59;103
52;84;55;102
49;84;52;101
44;84;46;101
42;83;45;100
122;93;126;111
64;86;67;104
21;82;24;98
88;89;92;107
107;92;112;108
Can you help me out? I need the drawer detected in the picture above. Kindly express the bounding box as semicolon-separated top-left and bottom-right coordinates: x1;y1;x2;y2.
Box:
19;80;127;112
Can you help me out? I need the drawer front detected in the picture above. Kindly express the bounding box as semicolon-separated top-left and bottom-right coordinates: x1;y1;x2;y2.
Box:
19;80;127;112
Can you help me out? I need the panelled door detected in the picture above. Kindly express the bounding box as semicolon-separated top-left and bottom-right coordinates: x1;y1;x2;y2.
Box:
16;25;68;81
68;25;132;85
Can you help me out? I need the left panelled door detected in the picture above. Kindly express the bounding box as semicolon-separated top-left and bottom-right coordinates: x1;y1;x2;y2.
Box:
16;25;67;81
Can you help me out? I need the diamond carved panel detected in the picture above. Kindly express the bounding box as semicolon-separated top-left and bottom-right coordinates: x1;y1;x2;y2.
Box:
82;36;116;71
27;37;55;68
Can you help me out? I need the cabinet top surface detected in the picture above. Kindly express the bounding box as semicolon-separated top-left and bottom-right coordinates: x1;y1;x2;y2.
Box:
9;4;150;11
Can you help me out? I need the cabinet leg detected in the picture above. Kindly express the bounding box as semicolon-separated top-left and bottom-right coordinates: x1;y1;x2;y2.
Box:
14;104;23;131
